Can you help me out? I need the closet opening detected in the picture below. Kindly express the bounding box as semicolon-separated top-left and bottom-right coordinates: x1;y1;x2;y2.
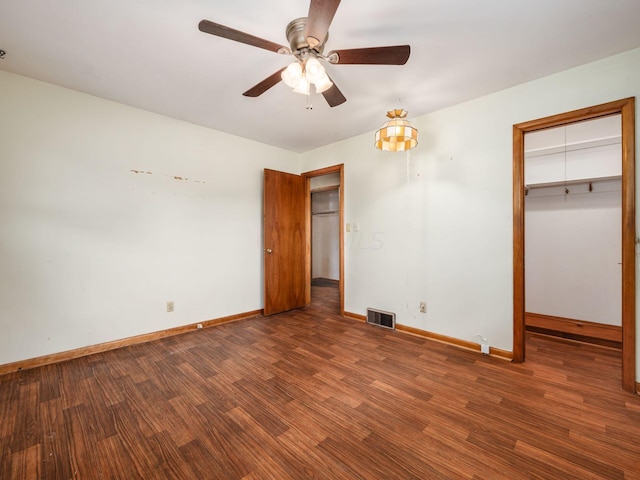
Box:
524;115;622;349
512;98;636;393
303;165;344;316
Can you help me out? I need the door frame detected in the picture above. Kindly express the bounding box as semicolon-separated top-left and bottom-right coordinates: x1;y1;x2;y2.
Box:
303;164;345;316
512;97;636;393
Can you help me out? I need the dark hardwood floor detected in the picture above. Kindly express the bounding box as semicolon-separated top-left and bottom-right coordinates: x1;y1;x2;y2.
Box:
1;286;639;479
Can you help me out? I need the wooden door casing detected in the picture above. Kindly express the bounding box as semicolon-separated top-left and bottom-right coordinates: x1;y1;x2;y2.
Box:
512;97;636;393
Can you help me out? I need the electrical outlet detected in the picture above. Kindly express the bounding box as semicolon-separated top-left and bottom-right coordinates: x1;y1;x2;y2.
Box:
166;301;174;313
419;302;426;313
481;343;490;355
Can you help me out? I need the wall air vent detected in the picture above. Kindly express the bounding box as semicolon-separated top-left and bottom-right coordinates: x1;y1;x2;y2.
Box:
366;308;396;330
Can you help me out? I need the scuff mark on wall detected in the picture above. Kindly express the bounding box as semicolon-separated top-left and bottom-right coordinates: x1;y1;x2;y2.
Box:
173;176;205;183
130;170;206;184
173;175;207;183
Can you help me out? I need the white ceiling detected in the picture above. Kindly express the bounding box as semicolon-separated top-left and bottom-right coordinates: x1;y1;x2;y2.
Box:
1;0;640;153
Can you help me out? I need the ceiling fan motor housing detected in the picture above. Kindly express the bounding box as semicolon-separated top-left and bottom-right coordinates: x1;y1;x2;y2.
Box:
286;17;327;59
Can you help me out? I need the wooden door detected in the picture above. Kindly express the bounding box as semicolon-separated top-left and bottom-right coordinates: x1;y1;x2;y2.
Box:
263;169;310;315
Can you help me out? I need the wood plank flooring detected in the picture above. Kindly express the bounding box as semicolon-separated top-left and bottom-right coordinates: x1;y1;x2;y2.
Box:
1;285;640;479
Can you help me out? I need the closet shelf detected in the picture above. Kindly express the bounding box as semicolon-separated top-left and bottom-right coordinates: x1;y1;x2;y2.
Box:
525;175;621;189
524;135;621;159
312;209;339;215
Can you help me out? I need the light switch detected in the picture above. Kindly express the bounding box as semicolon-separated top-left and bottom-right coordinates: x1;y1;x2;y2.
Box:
346;222;351;232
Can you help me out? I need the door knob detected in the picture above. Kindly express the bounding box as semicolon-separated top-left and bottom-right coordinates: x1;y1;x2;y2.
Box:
264;248;273;254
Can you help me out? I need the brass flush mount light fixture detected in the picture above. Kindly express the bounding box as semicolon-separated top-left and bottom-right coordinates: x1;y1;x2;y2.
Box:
375;109;418;152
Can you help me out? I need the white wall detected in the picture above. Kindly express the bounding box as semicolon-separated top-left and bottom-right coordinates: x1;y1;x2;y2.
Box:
0;70;298;365
525;115;622;186
311;189;340;280
525;180;621;325
300;47;640;379
312;214;340;280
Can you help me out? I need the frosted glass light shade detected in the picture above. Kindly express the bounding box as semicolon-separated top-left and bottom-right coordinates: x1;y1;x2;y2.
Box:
314;72;333;93
281;62;303;88
281;56;331;97
292;76;310;95
375;109;418;152
305;57;325;83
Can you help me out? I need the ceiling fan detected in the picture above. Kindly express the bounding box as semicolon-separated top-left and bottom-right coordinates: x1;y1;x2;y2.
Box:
198;0;410;107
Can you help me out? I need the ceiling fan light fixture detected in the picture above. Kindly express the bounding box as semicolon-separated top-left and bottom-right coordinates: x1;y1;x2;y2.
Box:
313;72;333;93
199;2;412;108
304;57;325;83
281;61;303;88
292;75;310;95
375;109;418;152
282;56;331;95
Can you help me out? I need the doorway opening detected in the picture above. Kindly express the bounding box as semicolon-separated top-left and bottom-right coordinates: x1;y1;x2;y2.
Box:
303;165;344;316
524;115;622;349
512;98;636;393
311;186;340;285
